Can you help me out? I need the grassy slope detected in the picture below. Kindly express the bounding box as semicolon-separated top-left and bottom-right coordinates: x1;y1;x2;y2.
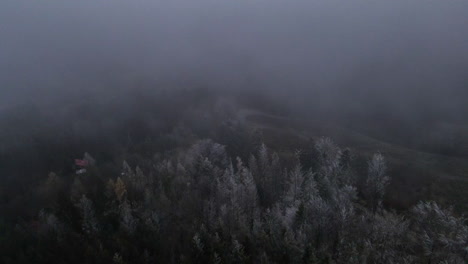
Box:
240;108;468;213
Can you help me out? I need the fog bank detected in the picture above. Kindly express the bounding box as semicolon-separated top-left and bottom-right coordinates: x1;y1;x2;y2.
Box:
1;0;467;119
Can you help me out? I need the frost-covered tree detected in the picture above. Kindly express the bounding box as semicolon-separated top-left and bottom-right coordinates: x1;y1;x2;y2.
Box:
18;137;468;263
364;153;390;214
185;139;229;170
410;201;468;263
120;200;137;234
249;143;283;207
364;211;410;263
284;153;306;204
38;209;63;237
77;194;99;234
314;137;344;201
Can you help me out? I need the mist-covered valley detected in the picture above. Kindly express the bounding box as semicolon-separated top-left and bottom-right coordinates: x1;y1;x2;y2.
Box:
1;1;467;263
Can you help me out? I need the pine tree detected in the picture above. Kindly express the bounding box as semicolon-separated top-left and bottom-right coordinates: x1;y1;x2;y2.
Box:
120;200;136;234
411;201;468;263
364;153;389;214
77;194;99;234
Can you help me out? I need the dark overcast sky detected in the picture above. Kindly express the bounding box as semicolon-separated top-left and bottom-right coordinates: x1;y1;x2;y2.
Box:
1;0;467;117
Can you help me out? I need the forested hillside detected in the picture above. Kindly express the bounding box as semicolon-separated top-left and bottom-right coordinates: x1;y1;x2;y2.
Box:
1;90;466;264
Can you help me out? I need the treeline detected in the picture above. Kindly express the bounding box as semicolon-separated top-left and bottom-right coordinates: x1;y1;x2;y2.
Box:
2;137;467;263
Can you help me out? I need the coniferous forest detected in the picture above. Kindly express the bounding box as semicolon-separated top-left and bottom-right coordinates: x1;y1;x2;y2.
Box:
1;90;466;264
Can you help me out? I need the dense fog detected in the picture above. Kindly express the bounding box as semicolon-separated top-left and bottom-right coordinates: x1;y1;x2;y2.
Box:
1;0;467;119
1;1;468;263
